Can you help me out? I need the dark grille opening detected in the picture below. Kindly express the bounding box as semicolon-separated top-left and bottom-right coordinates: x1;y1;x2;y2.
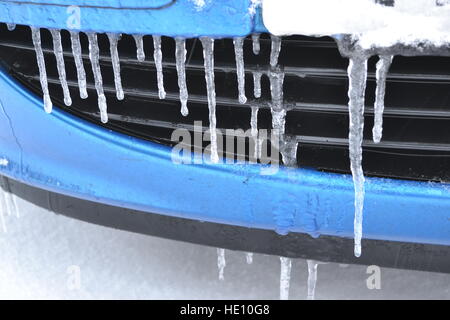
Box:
1;23;450;182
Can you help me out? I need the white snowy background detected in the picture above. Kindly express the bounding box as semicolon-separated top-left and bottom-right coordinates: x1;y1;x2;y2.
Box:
0;195;449;300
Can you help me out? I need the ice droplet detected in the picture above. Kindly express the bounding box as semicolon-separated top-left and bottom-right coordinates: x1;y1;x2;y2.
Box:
133;34;145;62
6;23;16;31
233;37;247;104
217;248;226;280
175;37;189;116
252;33;261;55
307;260;318;300
270;35;282;67
107;33;124;101
87;32;108;123
31;27;52;113
347;56;368;258
246;252;254;264
69;31;88;99
253;71;262;98
50;29;72;106
201;37;219;163
279;257;292;300
373;55;393;144
153;36;166;100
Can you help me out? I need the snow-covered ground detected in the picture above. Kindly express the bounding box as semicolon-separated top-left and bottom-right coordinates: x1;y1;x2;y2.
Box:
0;195;449;300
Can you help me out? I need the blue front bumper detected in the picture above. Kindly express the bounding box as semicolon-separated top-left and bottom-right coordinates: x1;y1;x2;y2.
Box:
1;69;450;246
0;0;449;247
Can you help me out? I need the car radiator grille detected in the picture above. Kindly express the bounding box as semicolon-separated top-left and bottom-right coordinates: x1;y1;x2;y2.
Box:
1;24;450;182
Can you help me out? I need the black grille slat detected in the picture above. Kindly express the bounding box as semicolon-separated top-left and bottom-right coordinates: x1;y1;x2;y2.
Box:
3;24;450;181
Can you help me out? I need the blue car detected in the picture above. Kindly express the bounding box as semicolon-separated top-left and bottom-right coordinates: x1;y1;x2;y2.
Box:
0;0;449;273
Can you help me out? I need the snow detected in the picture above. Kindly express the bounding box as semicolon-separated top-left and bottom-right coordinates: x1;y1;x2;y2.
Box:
262;0;450;49
0;197;449;299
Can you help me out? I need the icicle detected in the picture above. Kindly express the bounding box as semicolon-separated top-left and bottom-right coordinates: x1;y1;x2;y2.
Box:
133;34;145;62
107;33;124;101
306;260;319;300
175;37;189;116
253;71;262;98
31;27;52;113
233;37;247;104
6;23;16;31
270;35;282;67
279;257;292;300
87;33;108;123
250;106;259;160
373;55;393;144
153;36;166;100
50;29;72;106
201;37;219;163
217;248;226;281
246;252;253;264
347;56;368;258
269;69;286;133
252;33;260;55
1;176;19;219
69;31;88;99
280;136;298;167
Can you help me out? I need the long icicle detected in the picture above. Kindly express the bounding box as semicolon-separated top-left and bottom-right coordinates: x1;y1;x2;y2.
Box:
347;56;368;258
217;248;226;281
201;37;219;163
87;32;108;123
306;260;319;300
252;33;260;55
31;27;52;113
50;29;72;106
372;55;393;144
69;31;88;99
153;36;166;100
279;257;292;300
107;33;124;100
250;105;259;160
133;34;145;62
270;35;282;67
175;37;189;116
233;37;247;104
253;71;262;98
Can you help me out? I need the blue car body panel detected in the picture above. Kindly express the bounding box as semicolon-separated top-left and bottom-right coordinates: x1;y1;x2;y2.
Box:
0;70;449;246
0;0;449;247
0;0;254;37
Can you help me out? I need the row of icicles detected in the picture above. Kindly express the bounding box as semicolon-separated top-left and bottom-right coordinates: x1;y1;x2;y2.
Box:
13;25;395;258
218;249;324;300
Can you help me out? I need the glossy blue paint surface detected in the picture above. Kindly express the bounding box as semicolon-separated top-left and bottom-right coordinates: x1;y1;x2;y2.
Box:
0;0;254;37
0;69;449;246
